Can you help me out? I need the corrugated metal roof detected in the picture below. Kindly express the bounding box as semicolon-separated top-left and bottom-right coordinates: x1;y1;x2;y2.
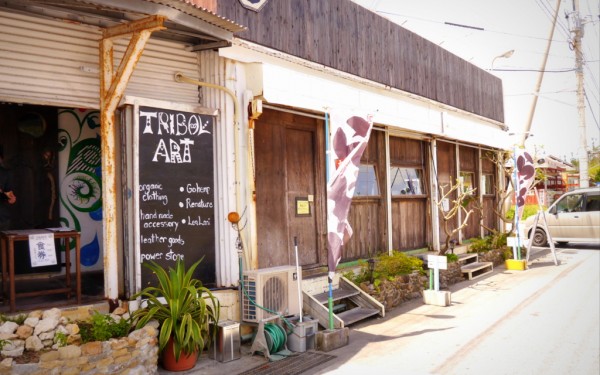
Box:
0;0;246;46
147;0;246;32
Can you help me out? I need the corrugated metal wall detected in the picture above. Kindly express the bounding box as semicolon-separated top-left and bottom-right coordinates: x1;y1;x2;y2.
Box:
0;9;200;108
198;50;242;286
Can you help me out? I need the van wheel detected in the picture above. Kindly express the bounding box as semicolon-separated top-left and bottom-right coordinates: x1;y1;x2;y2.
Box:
532;228;548;247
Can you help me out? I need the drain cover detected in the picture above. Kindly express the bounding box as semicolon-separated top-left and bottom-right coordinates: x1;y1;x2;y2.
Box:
238;351;335;375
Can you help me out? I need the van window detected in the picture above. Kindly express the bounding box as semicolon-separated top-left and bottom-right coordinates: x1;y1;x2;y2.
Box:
556;194;584;213
585;194;600;211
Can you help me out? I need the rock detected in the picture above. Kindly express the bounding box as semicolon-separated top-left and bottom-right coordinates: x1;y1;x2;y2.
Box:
39;329;56;341
24;317;40;328
34;317;59;335
15;325;33;339
110;314;122;322
1;347;24;357
42;308;62;321
0;333;18;340
58;345;81;359
113;307;127;315
67;334;81;345
1;339;24;351
65;323;80;335
0;321;19;334
25;335;44;352
0;357;13;369
40;350;60;362
56;325;69;335
28;310;43;319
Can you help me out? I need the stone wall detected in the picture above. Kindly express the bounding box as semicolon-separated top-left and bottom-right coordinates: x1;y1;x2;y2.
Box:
439;262;464;289
360;271;428;310
0;308;158;374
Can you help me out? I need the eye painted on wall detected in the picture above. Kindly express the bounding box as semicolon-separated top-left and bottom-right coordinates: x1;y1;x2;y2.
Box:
61;172;102;212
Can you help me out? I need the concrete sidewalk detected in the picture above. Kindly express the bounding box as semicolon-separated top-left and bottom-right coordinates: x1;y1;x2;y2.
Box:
160;247;596;374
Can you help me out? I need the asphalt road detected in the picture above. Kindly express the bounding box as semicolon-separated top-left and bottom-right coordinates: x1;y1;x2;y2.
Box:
313;244;600;375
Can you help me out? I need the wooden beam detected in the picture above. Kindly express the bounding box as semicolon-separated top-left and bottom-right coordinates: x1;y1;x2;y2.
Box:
99;15;165;304
102;15;166;39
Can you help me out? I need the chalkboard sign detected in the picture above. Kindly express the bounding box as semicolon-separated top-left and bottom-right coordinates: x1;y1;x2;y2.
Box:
137;105;215;287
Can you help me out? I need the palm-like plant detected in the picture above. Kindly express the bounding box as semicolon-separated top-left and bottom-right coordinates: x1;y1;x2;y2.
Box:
132;259;220;362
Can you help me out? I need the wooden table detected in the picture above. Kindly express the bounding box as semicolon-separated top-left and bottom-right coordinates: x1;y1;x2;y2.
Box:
0;229;81;313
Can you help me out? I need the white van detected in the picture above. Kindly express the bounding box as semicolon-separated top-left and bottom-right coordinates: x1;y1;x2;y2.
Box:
524;186;600;246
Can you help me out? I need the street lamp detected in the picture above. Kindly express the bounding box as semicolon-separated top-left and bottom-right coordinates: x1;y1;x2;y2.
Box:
491;49;514;70
367;258;376;284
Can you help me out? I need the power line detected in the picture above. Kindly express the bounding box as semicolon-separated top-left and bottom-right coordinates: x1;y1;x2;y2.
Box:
585;92;600;131
491;68;576;72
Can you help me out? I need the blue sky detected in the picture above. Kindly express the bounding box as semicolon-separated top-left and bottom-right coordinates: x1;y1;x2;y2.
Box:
353;0;600;161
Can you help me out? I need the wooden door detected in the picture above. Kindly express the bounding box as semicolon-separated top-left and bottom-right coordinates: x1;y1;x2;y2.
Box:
254;109;325;268
459;145;480;240
436;141;457;244
389;137;429;250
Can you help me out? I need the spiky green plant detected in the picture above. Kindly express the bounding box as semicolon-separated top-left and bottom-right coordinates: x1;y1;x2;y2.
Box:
132;259;220;362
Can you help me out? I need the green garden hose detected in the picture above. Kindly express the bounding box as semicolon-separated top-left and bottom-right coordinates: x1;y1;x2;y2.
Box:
263;323;287;353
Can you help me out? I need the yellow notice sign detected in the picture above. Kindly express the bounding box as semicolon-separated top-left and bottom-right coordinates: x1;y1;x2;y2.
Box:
296;198;310;216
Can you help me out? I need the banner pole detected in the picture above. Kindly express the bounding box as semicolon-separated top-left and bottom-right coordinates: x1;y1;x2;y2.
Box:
328;278;334;330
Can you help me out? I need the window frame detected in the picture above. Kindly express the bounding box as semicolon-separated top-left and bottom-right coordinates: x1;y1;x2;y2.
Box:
390;165;426;197
353;163;381;198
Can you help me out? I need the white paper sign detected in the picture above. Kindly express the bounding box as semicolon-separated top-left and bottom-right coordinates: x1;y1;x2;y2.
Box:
28;233;58;267
427;255;448;270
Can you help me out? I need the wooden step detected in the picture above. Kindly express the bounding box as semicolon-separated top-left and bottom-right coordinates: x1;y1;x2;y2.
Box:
313;288;360;304
461;261;493;280
457;253;478;264
336;307;379;326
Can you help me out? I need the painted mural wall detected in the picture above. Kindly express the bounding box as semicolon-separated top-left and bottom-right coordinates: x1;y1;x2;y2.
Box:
58;109;103;271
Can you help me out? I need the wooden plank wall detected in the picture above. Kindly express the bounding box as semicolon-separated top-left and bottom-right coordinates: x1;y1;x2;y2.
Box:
211;0;504;123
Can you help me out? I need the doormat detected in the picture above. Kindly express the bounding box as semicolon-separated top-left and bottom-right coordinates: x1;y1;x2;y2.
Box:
238;351;336;375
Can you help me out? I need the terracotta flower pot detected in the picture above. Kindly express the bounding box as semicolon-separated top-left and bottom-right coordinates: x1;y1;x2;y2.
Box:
161;337;199;372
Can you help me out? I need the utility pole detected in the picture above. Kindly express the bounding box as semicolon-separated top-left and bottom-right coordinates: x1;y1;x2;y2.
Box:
568;0;589;188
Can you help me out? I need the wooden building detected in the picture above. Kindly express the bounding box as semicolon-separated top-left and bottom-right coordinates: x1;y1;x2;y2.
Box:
0;0;509;315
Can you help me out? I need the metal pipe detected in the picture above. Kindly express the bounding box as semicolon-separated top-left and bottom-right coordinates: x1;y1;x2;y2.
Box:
174;72;252;269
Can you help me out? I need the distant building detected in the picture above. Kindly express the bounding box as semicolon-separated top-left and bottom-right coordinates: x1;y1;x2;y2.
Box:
530;155;576;206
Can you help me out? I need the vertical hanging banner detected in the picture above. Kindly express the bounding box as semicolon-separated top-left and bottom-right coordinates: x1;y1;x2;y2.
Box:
515;149;536;220
326;112;373;279
137;106;215;287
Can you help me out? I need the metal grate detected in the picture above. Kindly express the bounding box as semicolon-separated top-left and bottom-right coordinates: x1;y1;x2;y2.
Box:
238;352;336;375
242;275;257;321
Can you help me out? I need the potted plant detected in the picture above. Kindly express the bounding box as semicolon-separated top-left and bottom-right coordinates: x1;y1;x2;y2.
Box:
132;259;220;372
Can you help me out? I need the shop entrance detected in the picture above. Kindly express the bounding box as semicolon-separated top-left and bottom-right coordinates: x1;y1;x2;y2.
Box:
254;109;326;269
0;103;104;311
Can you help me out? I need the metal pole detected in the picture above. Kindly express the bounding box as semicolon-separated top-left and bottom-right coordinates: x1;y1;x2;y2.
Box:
293;236;303;323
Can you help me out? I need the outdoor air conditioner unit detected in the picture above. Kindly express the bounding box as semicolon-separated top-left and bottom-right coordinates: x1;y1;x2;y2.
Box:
242;265;302;323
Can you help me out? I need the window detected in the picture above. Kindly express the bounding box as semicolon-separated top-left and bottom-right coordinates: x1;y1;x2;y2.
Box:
556;193;583;213
585;194;600;211
390;167;424;196
481;174;494;195
459;172;475;194
354;164;379;196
